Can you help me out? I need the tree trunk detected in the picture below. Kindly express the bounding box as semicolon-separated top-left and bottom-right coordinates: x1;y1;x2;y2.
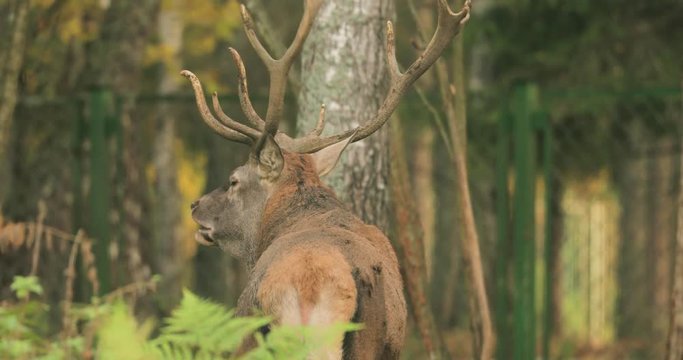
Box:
390;119;449;359
665;96;683;360
616;140;652;353
154;0;184;313
446;3;495;357
297;0;393;232
650;138;676;354
78;0;160;300
414;128;437;280
0;0;29;204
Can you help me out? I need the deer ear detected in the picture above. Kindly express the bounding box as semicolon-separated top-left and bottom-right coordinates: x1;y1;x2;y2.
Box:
256;134;284;180
310;134;354;177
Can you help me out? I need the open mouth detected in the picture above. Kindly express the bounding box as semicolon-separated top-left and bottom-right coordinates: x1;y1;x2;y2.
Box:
195;225;216;246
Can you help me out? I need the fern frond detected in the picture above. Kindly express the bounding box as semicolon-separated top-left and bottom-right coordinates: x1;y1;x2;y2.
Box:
152;289;270;357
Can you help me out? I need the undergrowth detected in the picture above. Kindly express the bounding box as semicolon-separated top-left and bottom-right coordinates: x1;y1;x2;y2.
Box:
1;275;361;359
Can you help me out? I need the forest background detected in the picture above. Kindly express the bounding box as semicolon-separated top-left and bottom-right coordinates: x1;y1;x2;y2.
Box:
1;0;682;358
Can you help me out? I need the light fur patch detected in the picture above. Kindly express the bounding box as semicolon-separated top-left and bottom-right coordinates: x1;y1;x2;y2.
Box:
257;246;357;359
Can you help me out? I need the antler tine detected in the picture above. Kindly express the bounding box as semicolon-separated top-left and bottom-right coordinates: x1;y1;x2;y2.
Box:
278;0;323;70
211;92;262;140
240;4;275;67
180;70;253;145
309;103;326;136
229;47;265;131
286;0;471;153
241;0;323;142
385;21;401;82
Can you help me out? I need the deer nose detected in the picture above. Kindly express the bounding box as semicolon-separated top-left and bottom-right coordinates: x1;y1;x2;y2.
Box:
190;200;200;211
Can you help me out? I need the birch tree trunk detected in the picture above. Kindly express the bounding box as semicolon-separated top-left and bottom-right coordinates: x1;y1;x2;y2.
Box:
296;0;393;231
154;0;183;312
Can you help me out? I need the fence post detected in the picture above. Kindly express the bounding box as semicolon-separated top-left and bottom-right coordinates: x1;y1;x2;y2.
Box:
512;83;539;360
88;88;112;294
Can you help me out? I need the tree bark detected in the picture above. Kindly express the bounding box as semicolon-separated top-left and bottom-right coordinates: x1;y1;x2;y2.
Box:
297;0;392;232
390;119;448;359
616;136;652;350
665;95;683;360
0;0;29;204
154;0;184;312
650;138;676;354
414;128;436;279
77;0;160;300
448;123;496;360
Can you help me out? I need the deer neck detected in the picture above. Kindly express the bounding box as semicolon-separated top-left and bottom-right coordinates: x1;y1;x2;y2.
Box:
254;178;343;263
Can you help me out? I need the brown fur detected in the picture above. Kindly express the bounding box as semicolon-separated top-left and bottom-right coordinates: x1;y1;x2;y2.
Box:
192;150;406;359
258;246;357;325
236;152;406;359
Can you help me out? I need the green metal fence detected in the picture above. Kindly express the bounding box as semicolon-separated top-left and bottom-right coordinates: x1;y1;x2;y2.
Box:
493;84;682;359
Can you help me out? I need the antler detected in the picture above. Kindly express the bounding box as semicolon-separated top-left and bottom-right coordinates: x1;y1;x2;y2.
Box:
182;0;470;154
182;0;323;150
286;0;471;153
180;70;254;144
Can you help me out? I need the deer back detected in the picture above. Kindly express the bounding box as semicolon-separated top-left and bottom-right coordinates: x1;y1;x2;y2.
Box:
233;152;406;359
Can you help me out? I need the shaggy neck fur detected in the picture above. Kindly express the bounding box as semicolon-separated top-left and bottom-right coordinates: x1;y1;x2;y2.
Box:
255;152;345;260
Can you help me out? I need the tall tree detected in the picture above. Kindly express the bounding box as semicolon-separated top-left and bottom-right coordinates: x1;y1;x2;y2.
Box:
0;0;29;204
390;117;449;358
665;93;683;360
78;0;160;296
154;0;184;312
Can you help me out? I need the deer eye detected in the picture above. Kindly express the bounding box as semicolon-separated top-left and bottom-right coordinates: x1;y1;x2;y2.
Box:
229;178;239;187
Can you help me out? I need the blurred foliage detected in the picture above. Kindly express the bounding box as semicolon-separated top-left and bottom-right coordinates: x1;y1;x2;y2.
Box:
9;275;43;300
1;276;360;360
476;0;683;89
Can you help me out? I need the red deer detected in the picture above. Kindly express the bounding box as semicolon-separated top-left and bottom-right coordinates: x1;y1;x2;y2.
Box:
183;0;470;358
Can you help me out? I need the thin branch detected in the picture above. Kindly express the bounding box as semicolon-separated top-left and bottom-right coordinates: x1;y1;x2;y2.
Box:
415;86;454;158
101;276;159;303
29;202;47;276
62;230;84;343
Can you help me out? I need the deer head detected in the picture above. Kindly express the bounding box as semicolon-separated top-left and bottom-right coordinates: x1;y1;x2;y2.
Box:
185;0;471;261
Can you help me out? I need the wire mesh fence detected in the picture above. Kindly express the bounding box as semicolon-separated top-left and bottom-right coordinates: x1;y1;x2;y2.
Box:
478;86;682;359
